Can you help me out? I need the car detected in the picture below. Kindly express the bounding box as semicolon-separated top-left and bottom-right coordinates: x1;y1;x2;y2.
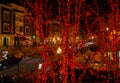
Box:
0;74;15;83
0;56;22;70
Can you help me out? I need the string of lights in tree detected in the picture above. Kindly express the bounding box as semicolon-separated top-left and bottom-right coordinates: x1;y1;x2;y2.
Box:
17;0;120;82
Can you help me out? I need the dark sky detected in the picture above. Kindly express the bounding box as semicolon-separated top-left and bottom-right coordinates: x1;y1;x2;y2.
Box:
0;0;20;5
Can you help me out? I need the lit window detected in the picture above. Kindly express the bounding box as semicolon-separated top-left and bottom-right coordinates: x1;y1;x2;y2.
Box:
19;16;24;22
15;14;19;21
3;11;10;21
3;23;9;32
15;14;24;22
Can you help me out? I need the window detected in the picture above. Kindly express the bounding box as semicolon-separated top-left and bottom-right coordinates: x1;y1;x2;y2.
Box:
19;26;23;32
25;26;30;35
25;18;30;26
19;16;24;22
14;37;20;47
3;37;9;47
3;11;10;21
15;26;19;32
15;14;24;22
15;14;19;21
3;23;9;32
26;22;30;26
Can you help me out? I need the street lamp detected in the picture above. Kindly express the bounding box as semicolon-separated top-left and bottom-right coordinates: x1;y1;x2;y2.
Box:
57;47;62;54
57;47;62;80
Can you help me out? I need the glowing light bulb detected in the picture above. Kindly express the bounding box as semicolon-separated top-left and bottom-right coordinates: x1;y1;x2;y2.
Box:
57;47;62;54
106;27;109;31
91;36;94;39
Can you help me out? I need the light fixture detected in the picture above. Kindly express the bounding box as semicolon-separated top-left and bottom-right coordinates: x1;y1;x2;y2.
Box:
57;47;62;54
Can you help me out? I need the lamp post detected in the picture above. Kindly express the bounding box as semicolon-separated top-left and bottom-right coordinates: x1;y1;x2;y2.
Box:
57;47;62;81
57;47;62;67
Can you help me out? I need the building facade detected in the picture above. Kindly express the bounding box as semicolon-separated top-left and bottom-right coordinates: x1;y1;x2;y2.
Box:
0;3;35;50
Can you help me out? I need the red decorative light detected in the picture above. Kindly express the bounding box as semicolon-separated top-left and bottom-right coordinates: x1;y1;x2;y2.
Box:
17;0;120;82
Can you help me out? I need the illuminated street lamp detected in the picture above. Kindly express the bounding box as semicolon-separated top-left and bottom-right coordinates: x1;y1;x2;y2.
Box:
57;47;62;54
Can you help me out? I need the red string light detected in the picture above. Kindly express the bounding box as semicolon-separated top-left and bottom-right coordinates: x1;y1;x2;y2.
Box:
17;0;120;82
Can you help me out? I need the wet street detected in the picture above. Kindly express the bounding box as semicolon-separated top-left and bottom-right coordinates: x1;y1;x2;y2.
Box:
0;56;42;75
0;56;120;83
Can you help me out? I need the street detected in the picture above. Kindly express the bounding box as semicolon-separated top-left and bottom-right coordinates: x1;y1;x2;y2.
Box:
0;56;42;75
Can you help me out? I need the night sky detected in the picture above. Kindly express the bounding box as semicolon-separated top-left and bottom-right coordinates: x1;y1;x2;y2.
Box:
0;0;20;5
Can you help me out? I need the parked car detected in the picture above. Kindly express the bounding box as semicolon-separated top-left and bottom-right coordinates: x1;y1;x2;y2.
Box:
0;75;15;83
0;55;22;70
